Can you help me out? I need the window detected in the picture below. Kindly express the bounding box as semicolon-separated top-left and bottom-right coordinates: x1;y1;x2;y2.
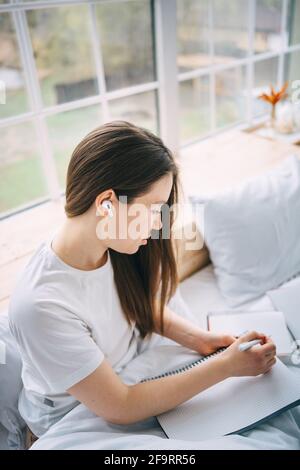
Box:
287;0;300;46
284;50;300;95
27;5;99;106
177;0;300;144
179;76;210;141
213;0;249;62
177;0;211;72
47;105;103;188
0;121;47;213
95;0;155;91
0;0;157;216
215;66;247;128
253;57;279;116
254;0;282;54
0;0;300;216
109;91;158;135
0;12;28;119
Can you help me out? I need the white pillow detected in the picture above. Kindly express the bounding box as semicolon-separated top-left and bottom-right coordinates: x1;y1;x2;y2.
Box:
189;154;300;307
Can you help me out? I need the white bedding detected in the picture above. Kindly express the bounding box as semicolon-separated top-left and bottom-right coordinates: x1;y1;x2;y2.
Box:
30;265;300;450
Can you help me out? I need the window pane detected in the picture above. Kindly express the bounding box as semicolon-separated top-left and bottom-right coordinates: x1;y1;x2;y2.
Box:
96;0;155;91
27;6;98;107
255;0;282;54
215;66;247;128
0;122;47;213
253;57;279;117
177;0;211;73
108;91;158;135
287;0;300;46
47;105;103;189
0;13;29;119
213;0;249;63
179;77;210;142
284;50;300;95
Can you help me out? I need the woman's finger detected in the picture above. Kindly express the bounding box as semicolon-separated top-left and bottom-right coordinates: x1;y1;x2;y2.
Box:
260;342;276;354
266;357;277;368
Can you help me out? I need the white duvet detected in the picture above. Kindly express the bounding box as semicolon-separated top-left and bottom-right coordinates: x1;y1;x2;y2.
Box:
31;265;300;450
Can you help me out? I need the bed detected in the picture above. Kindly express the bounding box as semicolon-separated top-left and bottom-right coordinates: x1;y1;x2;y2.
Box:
28;264;300;450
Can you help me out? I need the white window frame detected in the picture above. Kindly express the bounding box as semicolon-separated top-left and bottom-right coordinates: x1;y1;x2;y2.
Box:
177;0;300;147
0;0;162;218
0;0;300;217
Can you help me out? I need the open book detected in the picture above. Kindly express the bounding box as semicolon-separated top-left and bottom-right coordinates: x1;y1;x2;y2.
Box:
141;348;300;441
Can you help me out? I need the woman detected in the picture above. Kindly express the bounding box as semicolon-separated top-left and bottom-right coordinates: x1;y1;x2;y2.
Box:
8;121;276;438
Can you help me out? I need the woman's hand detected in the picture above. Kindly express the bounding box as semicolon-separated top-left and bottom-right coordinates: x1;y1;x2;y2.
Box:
219;330;276;377
195;330;236;356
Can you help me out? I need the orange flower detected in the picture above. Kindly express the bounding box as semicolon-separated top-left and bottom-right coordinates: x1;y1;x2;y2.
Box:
258;81;289;106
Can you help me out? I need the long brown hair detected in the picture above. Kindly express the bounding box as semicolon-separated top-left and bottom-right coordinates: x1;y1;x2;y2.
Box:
65;120;179;340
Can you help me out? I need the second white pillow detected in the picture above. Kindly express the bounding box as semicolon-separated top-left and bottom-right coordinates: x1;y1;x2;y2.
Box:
189;154;300;307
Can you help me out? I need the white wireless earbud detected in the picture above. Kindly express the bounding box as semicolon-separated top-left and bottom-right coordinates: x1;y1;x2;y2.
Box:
101;200;113;218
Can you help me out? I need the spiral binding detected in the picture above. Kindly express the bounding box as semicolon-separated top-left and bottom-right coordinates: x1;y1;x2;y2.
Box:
139;346;227;383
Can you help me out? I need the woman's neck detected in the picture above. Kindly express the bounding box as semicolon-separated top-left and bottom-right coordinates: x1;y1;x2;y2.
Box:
51;214;108;271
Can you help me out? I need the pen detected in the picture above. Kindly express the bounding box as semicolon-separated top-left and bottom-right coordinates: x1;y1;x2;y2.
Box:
238;339;263;352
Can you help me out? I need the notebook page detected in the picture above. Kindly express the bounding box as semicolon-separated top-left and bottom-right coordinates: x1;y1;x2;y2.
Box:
157;359;300;441
208;311;292;356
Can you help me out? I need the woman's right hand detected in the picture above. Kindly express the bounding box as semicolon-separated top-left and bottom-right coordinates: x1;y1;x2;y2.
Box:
220;330;277;378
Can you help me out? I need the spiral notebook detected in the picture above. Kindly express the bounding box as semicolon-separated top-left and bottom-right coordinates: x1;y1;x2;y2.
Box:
140;348;300;441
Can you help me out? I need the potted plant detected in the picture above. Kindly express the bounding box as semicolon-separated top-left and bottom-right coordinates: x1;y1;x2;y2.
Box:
258;81;289;131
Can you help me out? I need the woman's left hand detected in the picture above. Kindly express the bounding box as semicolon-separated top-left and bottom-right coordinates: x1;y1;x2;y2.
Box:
195;331;236;356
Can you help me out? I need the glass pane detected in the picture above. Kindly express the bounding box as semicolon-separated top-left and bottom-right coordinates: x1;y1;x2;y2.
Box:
255;0;282;54
179;77;210;142
284;51;300;95
96;0;155;91
253;57;279;117
108;91;158;135
47;105;103;189
0;13;29;119
0;122;47;213
287;0;300;46
215;66;247;128
213;0;249;63
27;6;98;107
177;0;211;73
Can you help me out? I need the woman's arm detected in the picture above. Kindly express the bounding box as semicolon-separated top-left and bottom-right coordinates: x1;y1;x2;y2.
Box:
67;331;276;425
68;348;229;425
153;304;235;355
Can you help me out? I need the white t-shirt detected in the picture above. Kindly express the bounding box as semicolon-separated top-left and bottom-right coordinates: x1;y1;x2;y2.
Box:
8;236;140;437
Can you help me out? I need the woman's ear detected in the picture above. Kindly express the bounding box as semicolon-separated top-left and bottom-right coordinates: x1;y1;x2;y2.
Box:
96;201;110;217
96;205;102;217
95;190;116;217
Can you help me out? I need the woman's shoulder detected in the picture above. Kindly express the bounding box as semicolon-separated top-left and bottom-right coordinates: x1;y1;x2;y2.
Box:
10;238;63;292
8;239;77;327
